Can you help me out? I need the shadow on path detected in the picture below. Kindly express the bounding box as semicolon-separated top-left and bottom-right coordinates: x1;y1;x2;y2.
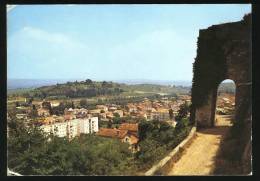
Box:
167;115;233;175
197;126;230;136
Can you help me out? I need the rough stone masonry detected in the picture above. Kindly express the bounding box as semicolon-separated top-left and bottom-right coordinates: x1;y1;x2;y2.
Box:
190;13;251;128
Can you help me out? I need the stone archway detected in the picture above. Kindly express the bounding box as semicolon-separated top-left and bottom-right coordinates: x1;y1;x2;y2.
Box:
212;79;236;127
190;14;251;128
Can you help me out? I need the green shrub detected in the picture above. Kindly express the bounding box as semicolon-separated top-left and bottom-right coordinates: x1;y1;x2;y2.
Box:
8;119;136;175
136;117;192;170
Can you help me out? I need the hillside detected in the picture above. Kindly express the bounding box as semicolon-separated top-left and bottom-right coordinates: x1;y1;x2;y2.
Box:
8;79;191;100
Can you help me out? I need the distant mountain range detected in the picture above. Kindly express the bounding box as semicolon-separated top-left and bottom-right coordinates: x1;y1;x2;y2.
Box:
7;79;192;90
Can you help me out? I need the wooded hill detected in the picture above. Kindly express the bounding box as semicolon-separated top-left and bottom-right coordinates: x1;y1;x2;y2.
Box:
9;79;191;99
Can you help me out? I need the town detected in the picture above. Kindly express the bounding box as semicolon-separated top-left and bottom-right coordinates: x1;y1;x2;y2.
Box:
8;88;235;155
8;92;193;152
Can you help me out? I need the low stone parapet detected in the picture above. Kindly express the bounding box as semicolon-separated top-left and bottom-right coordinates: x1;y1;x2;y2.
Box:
144;126;197;176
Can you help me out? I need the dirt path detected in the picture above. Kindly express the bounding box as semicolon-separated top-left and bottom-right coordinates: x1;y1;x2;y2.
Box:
167;115;232;175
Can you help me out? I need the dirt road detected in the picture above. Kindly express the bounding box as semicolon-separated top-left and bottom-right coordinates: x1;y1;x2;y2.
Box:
167;115;232;175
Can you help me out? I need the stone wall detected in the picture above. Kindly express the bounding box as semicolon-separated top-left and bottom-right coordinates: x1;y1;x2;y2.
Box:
191;14;251;127
190;13;252;174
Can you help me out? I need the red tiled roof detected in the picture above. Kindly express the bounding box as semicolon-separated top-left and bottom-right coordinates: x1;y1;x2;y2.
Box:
129;135;139;144
118;123;138;132
96;128;128;139
64;115;73;120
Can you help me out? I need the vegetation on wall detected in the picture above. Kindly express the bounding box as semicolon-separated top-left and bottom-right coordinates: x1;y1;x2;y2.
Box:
191;31;228;109
190;14;251;128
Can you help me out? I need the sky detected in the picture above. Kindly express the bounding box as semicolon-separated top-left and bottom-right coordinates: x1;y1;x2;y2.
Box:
7;4;251;81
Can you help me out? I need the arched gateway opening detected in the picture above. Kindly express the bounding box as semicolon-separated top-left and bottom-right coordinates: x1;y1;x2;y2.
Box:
214;79;236;127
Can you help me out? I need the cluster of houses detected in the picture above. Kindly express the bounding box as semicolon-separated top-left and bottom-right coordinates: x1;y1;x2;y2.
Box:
96;123;139;152
121;95;191;122
75;96;191;123
37;106;140;152
14;95;191;124
11;100;140;151
11;95;191;151
9;93;236;154
216;94;235;115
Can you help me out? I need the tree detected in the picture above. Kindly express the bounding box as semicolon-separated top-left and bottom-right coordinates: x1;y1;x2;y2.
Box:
29;105;38;118
8;118;47;173
8;118;136;175
80;99;87;108
15;101;20;107
113;117;122;124
175;118;189;131
42;101;53;115
42;92;47;99
107;120;113;128
138;121;154;141
71;101;75;109
175;102;190;122
169;108;174;120
102;81;108;87
136;117;192;169
136;135;167;167
85;79;93;84
42;101;51;109
52;102;65;115
159;121;172;132
27;97;34;105
113;112;120;118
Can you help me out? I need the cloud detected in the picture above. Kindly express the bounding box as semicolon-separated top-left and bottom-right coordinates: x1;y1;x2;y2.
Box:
9;26;90;58
8;26;94;78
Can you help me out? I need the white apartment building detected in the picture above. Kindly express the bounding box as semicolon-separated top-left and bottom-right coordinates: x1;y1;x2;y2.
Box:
68;119;79;139
53;122;68;137
40;122;67;138
41;124;53;135
89;117;99;133
79;117;99;134
40;117;99;139
79;118;90;134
